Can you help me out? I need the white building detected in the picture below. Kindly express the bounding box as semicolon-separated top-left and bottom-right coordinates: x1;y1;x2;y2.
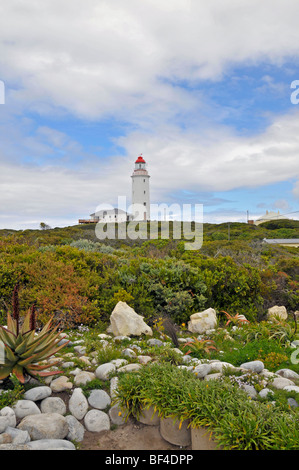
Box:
255;210;290;225
131;155;150;221
89;208;133;223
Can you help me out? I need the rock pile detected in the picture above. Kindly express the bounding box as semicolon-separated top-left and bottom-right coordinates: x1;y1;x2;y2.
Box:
0;303;298;450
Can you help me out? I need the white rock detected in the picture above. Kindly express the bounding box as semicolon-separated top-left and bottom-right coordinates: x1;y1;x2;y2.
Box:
188;308;217;334
117;363;141;373
74;371;95;386
69;388;89;420
24;386;52;402
267;305;288;321
272;377;295;390
192;364;212;378
17;413;69;440
283;385;299;393
84;409;110;432
95;362;116;381
110;376;119;400
109;301;153;337
110;359;128;368
50;376;73;392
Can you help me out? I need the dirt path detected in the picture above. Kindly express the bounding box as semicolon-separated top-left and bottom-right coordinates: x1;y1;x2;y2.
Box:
79;417;191;451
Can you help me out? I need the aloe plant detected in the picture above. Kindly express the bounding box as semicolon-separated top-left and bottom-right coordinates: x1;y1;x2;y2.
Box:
0;284;68;383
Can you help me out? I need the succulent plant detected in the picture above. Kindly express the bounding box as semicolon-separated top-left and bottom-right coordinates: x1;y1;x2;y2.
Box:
0;284;68;383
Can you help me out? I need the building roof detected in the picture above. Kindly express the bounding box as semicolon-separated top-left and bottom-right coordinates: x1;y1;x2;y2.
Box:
135;155;146;163
263;238;299;244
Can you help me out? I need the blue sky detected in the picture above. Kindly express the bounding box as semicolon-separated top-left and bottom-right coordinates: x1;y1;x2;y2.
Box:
0;0;299;229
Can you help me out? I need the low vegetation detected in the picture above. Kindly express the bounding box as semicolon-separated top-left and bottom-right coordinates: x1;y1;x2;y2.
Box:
0;219;298;450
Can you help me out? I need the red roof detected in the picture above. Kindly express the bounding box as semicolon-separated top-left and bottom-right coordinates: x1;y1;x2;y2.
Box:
135;155;146;163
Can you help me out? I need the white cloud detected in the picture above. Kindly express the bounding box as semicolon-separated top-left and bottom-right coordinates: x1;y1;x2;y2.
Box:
1;0;299;121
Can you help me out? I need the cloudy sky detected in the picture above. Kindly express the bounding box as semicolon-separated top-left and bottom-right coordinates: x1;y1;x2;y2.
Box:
1;0;299;229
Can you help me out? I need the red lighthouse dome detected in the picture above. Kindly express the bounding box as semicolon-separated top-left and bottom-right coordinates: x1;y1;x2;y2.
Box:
135;155;146;164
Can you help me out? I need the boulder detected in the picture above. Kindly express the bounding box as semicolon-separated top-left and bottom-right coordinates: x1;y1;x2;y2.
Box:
69;388;89;420
188;308;217;334
267;305;288;321
84;410;110;432
23;386;52;402
17;413;69;440
109;301;153;337
65;415;85;442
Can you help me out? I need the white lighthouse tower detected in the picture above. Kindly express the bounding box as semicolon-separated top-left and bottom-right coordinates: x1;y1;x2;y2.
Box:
131;155;150;221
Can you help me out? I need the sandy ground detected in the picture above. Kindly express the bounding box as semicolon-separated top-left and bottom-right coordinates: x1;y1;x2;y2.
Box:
79;417;191;451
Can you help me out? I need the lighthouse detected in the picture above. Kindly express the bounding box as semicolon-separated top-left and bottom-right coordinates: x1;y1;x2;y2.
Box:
131;155;150;221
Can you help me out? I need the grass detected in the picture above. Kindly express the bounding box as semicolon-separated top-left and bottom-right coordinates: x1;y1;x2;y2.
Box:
116;362;299;450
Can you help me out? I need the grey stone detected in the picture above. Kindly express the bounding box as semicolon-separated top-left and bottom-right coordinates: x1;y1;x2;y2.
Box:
108;404;127;425
0;407;16;428
121;348;136;358
117;363;141;373
287;398;298;408
276;369;299;380
241;384;258;399
26;439;76;450
87;389;111;409
259;388;274;399
13;400;41;420
147;338;163;347
24;386;52;402
84;409;110;432
272;377;295;390
239;360;264;374
40;397;67;415
17;413;69;440
65;415;85;442
69;388;89;420
0;416;10;433
5;426;31;445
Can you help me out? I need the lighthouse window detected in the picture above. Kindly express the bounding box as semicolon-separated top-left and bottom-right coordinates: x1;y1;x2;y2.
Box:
143;179;145;182
144;190;146;194
143;202;146;206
